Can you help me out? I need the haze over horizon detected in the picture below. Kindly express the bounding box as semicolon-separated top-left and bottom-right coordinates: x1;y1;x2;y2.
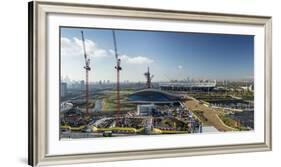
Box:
60;27;254;82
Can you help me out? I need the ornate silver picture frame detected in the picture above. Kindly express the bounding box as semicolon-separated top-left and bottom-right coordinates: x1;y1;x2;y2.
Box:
28;0;272;166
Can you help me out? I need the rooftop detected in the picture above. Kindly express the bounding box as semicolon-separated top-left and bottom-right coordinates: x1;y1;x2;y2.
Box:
128;89;181;104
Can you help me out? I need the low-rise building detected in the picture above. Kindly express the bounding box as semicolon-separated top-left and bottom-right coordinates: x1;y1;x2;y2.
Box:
137;104;156;116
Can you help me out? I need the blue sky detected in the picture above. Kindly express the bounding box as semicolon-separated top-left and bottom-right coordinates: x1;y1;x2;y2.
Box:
60;27;254;82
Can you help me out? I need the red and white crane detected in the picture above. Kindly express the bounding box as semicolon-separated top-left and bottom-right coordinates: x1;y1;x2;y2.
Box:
81;31;91;115
112;30;122;122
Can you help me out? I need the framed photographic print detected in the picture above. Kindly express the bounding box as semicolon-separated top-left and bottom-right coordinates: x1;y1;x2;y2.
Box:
28;0;272;166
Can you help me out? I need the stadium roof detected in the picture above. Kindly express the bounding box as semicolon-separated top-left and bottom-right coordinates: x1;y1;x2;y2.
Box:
128;89;181;104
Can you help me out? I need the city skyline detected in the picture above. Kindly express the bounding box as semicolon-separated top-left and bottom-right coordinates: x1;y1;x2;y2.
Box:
60;27;254;82
61;76;253;84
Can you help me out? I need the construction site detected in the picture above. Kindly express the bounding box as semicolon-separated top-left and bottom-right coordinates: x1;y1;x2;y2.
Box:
60;30;254;139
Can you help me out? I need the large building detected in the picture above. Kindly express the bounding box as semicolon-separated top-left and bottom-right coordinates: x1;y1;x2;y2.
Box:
137;104;156;116
61;82;67;97
128;88;181;104
159;80;216;91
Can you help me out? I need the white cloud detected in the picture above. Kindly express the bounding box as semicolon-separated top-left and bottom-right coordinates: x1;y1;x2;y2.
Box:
61;37;109;58
119;55;154;65
109;49;115;56
178;65;183;70
61;37;154;65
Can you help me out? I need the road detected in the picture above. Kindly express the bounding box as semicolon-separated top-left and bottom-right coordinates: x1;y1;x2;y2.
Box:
61;132;136;139
184;98;235;132
93;99;103;112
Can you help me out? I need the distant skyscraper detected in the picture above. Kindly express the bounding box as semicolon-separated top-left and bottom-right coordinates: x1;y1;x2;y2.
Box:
80;80;85;91
61;82;67;97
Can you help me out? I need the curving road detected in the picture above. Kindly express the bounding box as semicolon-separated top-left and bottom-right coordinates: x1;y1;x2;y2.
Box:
184;98;235;132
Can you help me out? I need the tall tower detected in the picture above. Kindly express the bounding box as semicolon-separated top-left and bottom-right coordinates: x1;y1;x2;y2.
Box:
144;67;154;88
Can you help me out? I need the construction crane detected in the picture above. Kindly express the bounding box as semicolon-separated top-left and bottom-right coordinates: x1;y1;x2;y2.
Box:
81;31;91;115
112;30;122;123
144;66;154;88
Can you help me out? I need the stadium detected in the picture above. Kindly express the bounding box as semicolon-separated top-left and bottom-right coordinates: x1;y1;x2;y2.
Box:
159;80;216;91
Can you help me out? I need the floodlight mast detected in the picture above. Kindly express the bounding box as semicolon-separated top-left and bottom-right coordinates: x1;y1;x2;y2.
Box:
81;31;91;115
112;30;122;124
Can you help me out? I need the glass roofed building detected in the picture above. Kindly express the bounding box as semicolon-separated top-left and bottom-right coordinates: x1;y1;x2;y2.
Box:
128;89;181;104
